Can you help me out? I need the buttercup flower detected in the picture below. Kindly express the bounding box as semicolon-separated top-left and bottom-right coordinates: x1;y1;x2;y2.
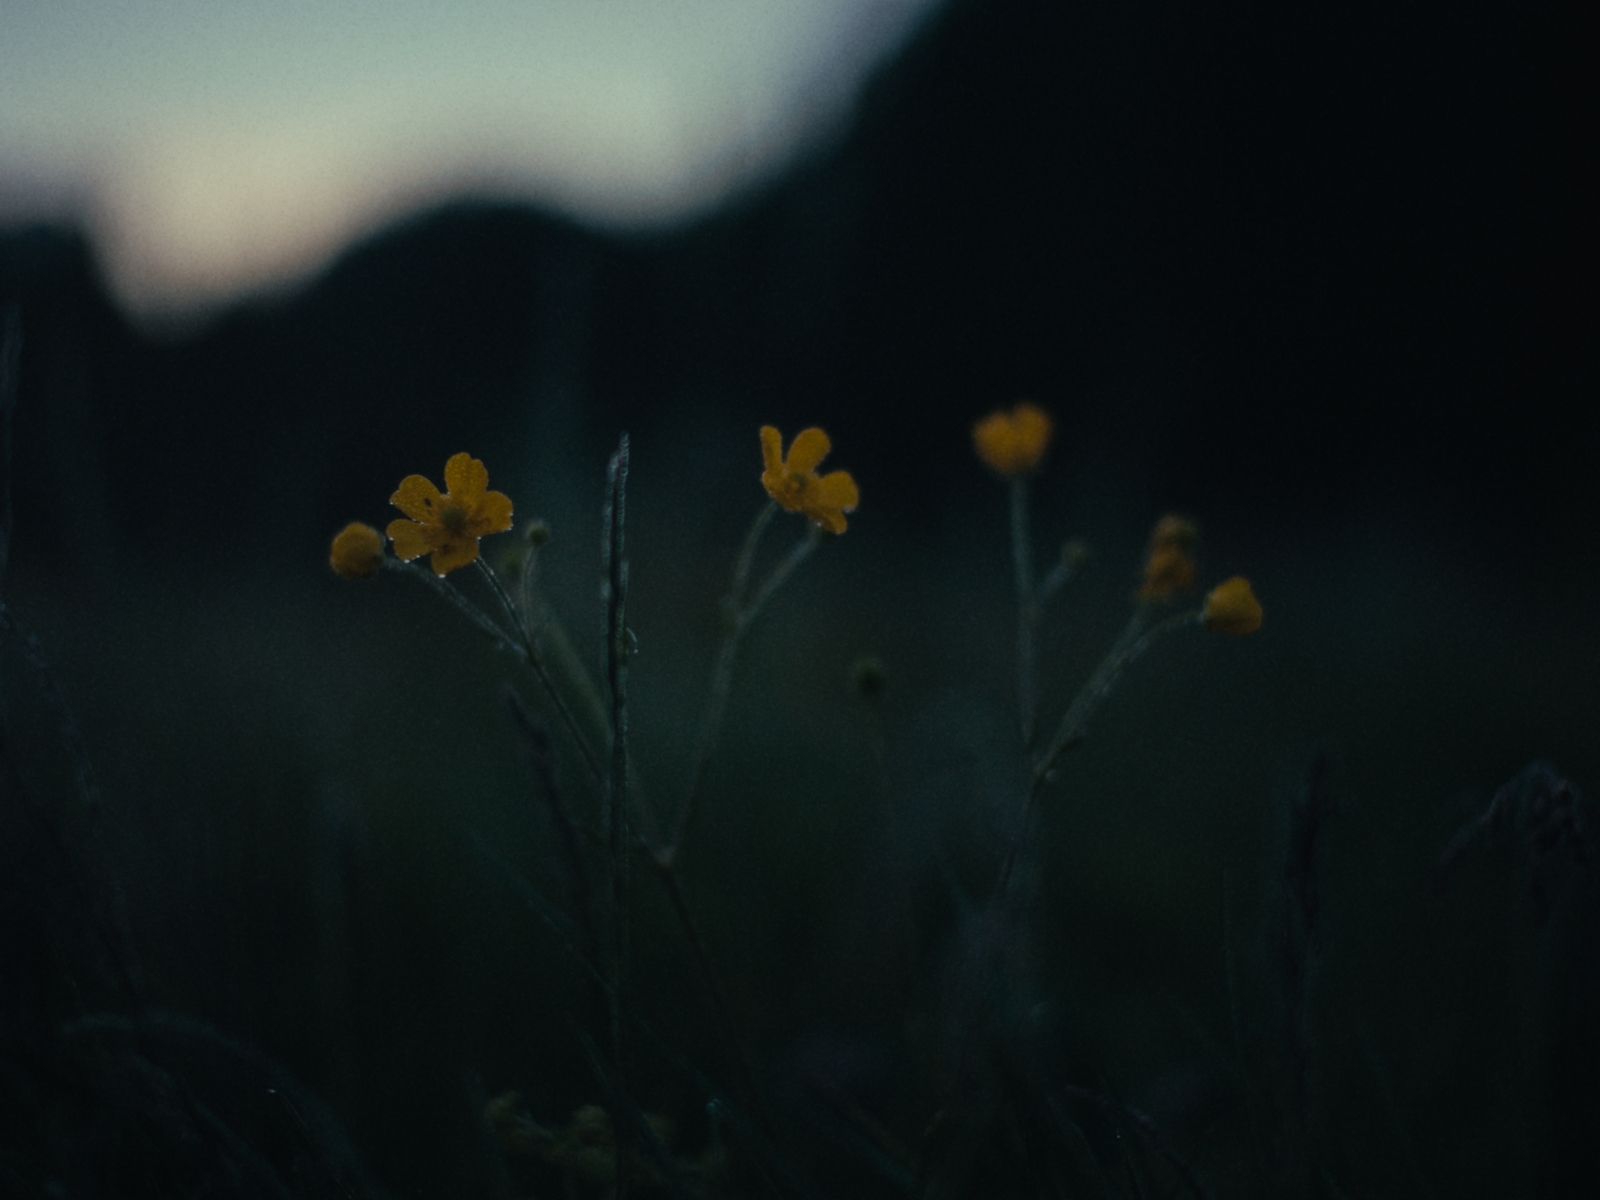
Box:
760;426;859;535
973;402;1053;477
329;522;385;580
1138;513;1198;601
387;452;514;575
1203;576;1263;634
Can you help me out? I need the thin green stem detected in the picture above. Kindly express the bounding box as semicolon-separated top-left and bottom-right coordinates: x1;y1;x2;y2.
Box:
505;690;601;963
391;557;606;786
602;435;632;1200
651;858;774;1139
529;607;612;777
517;538;543;642
0;601;144;1001
474;556;525;648
731;500;779;609
477;557;608;787
665;505;816;863
1036;553;1080;608
388;558;517;646
527;656;605;788
649;504;821;1151
745;526;820;618
1010;477;1039;749
992;607;1201;901
1034;608;1198;779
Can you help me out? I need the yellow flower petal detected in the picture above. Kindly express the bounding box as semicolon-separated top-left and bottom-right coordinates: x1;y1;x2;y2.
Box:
429;537;481;576
466;489;514;538
386;518;437;562
813;469;859;514
785;427;832;475
386;454;514;573
758;425;857;533
760;425;784;476
444;452;489;508
391;474;443;523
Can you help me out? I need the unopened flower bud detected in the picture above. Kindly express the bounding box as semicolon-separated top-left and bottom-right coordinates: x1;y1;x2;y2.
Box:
328;522;385;580
973;402;1053;478
1203;576;1263;635
1138;513;1199;601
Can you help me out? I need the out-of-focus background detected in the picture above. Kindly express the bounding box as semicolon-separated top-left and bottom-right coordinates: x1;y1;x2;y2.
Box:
0;0;936;312
2;0;1594;1196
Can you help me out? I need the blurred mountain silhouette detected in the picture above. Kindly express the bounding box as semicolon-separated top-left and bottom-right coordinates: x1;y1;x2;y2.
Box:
1;0;1589;585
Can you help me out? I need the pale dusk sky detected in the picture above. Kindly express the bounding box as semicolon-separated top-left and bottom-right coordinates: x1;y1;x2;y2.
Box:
0;1;938;313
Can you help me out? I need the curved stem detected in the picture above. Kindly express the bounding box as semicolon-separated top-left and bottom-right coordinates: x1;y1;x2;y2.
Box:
992;608;1201;901
666;506;817;863
472;557;607;787
745;527;819;618
388;558;516;646
392;557;606;787
474;556;525;647
651;858;774;1137
1010;477;1039;749
730;501;778;609
602;437;632;1199
1035;608;1199;778
527;655;605;788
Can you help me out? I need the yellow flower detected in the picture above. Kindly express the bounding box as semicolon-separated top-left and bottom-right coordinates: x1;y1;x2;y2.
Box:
1138;513;1198;601
329;521;385;580
973;402;1053;477
387;452;514;575
1203;576;1263;634
760;426;859;534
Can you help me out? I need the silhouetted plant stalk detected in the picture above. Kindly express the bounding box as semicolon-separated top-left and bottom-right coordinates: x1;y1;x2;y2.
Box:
1436;760;1593;921
0;310;144;1004
1277;752;1336;1197
368;449;808;1147
504;691;600;968
1009;476;1040;747
383;551;608;788
1433;760;1597;1193
666;500;819;864
644;494;828;1139
1006;482;1082;752
602;434;632;1198
993;606;1201;901
329;418;1261;1194
1055;1085;1218;1200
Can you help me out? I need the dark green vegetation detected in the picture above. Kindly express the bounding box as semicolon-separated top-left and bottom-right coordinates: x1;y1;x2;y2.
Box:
1;0;1591;1193
4;371;1596;1193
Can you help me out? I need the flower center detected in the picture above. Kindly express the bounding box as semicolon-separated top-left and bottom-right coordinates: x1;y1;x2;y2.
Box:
439;501;469;533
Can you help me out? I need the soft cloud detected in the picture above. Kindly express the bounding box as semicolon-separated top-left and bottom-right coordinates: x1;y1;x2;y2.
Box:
1;0;936;313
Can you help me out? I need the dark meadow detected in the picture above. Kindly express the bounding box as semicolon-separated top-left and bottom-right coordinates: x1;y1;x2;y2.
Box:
1;0;1595;1196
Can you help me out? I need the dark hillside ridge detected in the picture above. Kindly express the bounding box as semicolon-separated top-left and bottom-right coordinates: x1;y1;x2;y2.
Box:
1;0;1588;579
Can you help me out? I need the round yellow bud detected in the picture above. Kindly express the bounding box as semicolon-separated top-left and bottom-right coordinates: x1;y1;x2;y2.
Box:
329;522;385;580
1203;576;1263;635
973;402;1053;477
